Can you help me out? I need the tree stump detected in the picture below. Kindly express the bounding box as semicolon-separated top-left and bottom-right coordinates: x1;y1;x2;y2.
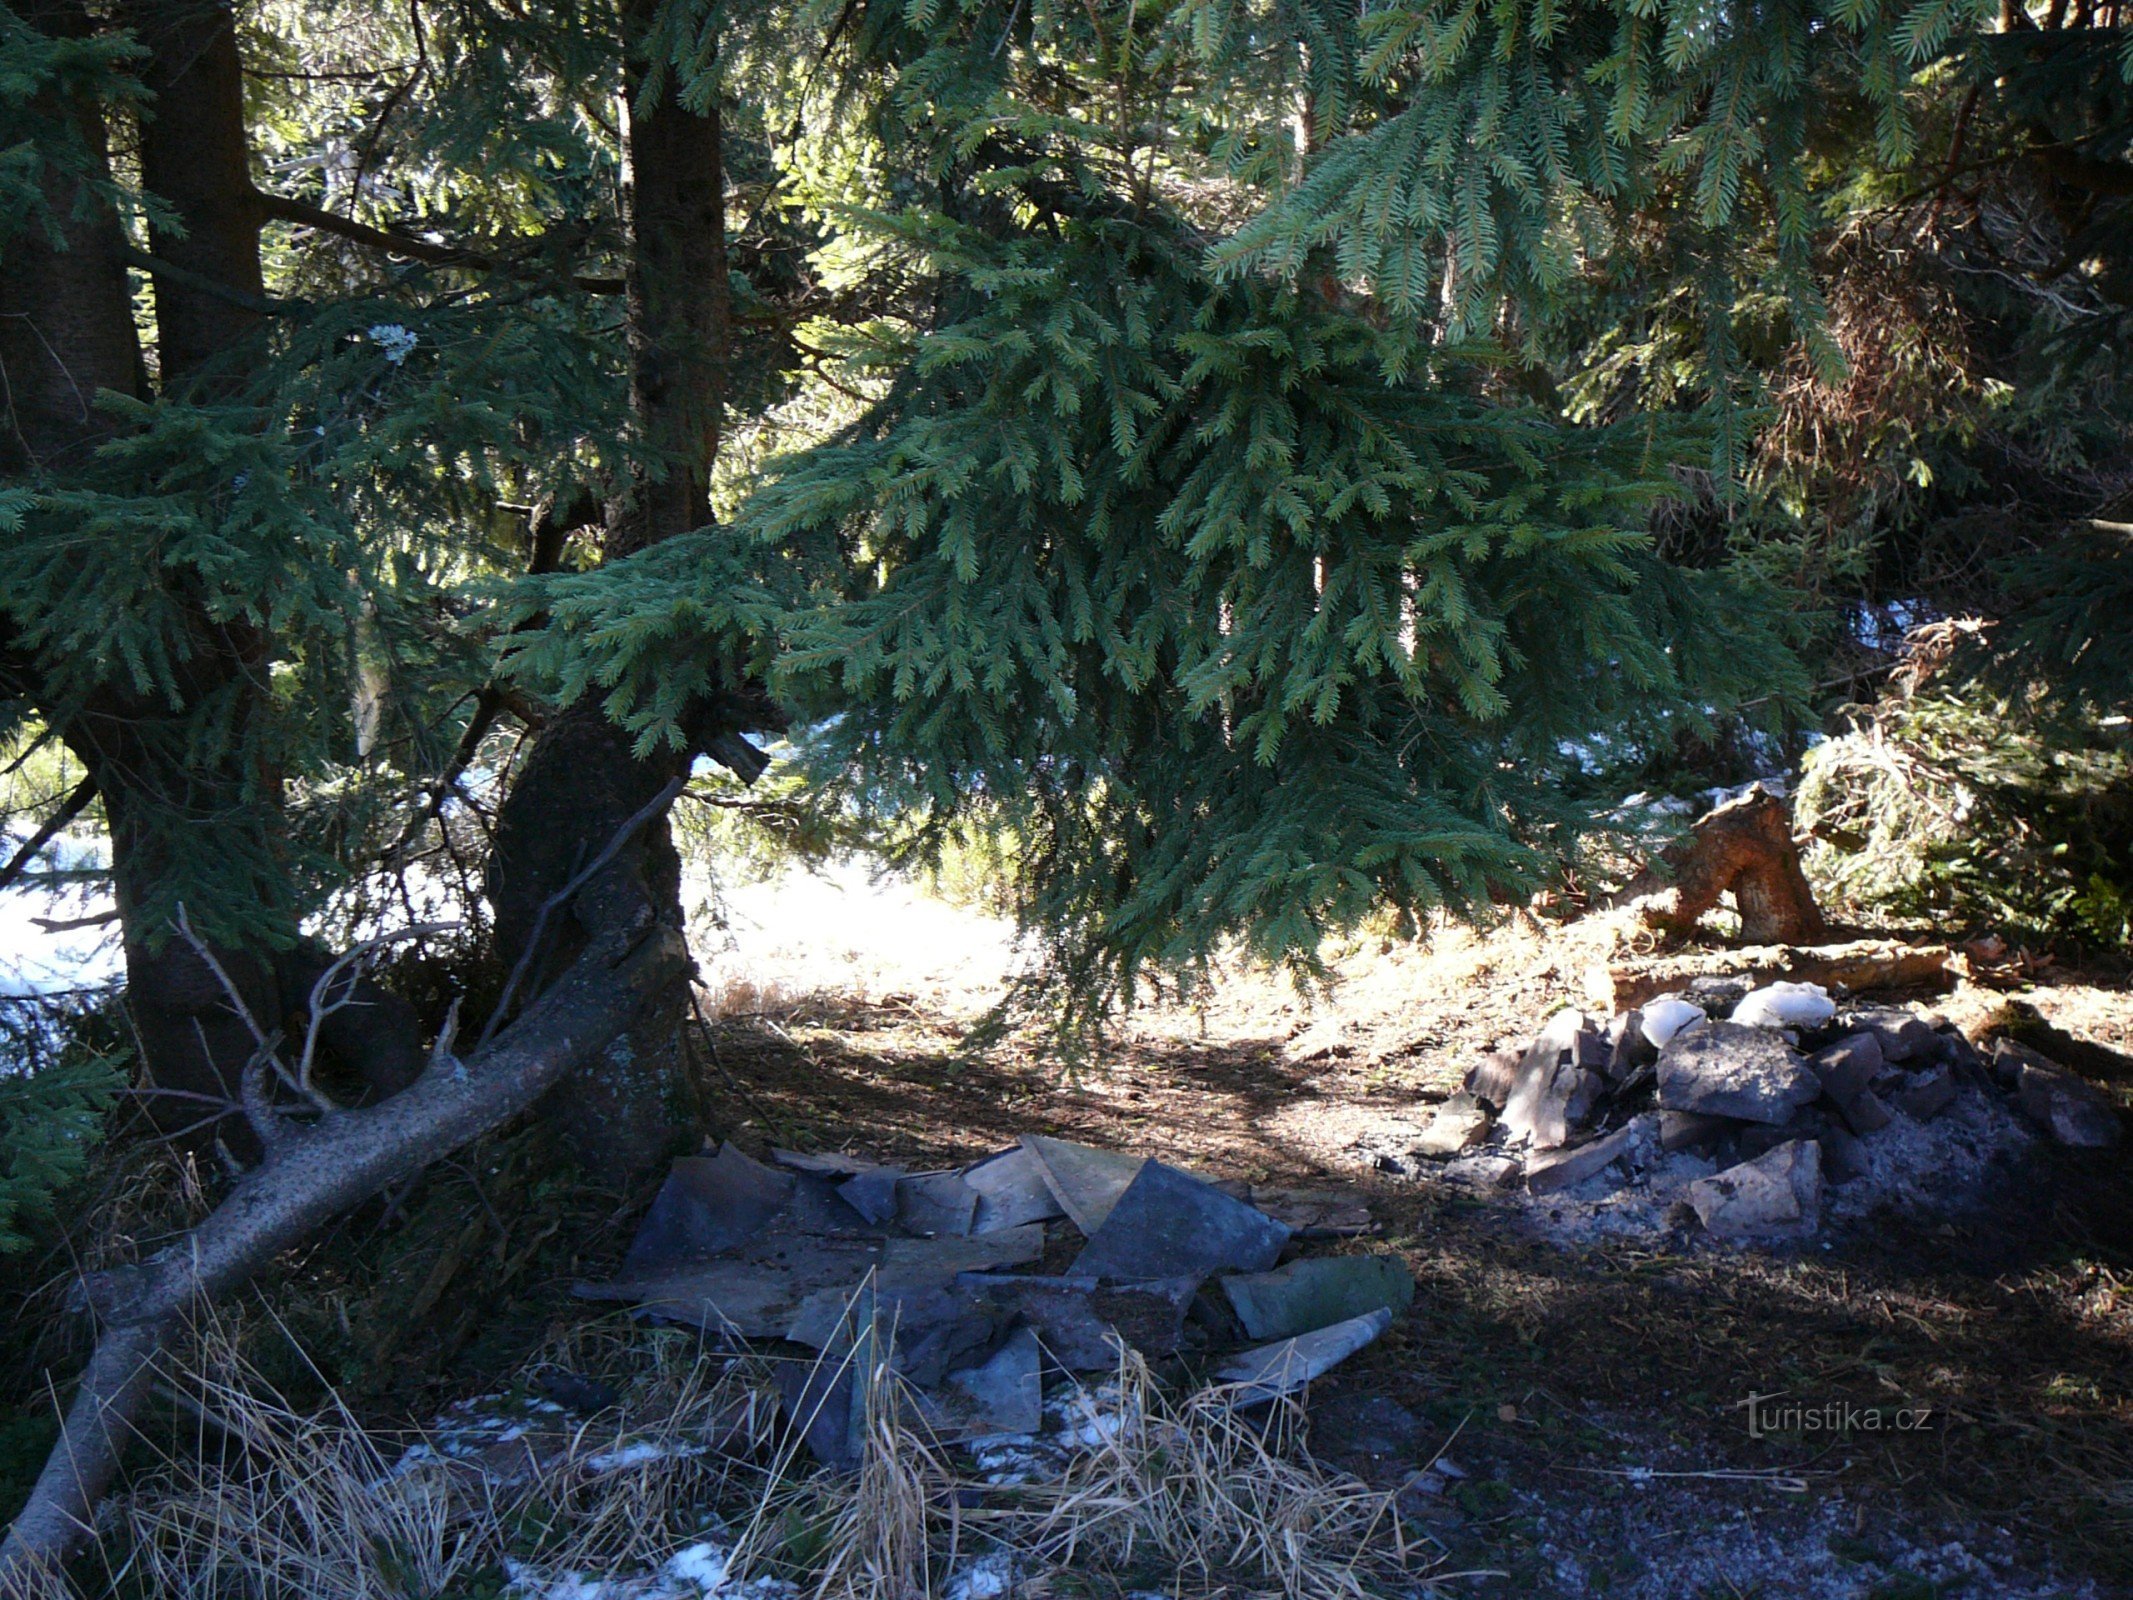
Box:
1617;784;1830;945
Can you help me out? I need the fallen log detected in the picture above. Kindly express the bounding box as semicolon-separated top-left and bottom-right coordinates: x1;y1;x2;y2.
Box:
0;921;689;1593
1586;938;1955;1014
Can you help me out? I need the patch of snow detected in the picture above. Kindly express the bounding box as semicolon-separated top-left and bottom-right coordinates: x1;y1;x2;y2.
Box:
586;1440;707;1473
662;1543;729;1591
943;1551;1015;1600
1640;998;1706;1048
1732;982;1835;1030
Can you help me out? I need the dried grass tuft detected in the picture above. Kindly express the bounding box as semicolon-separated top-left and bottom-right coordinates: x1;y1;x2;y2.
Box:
78;1323;1423;1600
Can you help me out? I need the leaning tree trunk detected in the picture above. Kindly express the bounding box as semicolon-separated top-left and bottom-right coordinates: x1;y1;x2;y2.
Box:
485;1;743;1186
1614;783;1831;945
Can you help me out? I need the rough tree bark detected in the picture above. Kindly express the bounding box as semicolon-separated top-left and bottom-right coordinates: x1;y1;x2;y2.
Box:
0;0;427;1160
485;0;758;1187
1614;783;1831;945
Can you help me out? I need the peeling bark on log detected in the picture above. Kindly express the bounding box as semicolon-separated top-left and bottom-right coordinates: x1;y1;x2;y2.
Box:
0;925;688;1591
1615;784;1829;945
1587;939;1955;1013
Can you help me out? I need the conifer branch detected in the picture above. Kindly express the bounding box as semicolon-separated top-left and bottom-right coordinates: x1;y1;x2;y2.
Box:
251;189;627;293
119;248;291;316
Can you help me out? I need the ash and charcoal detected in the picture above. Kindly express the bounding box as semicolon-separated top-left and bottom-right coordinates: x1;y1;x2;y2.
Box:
577;1137;1412;1465
1394;978;2122;1246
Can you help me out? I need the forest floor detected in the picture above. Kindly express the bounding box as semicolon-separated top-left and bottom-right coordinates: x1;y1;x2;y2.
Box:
667;867;2133;1599
11;866;2131;1599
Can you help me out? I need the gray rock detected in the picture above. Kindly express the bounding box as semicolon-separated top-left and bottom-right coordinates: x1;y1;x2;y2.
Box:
1835;1087;1893;1136
963;1145;1066;1234
1892;1065;1957;1123
1415;1091;1493;1156
1808;1032;1886;1103
1211;1308;1393;1405
1738;1110;1824;1162
2015;1062;2123;1148
1844;1007;1940;1063
1441;1153;1522;1189
1021;1135;1148;1235
1070;1159;1290;1280
1659;1110;1737;1154
894;1170;979;1237
1685;1139;1822;1237
1464;1045;1523;1111
1819;1125;1871;1186
1502;1012;1606;1148
1606;1010;1658;1080
1992;1036;2055;1090
1524;1115;1655;1195
1221;1255;1415;1341
1502;1060;1602;1149
1657;1022;1820;1125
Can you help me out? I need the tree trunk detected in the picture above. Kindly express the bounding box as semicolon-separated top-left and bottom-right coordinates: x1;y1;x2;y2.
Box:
2;0;425;1159
1615;783;1831;945
484;2;738;1186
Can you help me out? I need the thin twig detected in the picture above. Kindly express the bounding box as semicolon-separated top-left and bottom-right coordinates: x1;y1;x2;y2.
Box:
293;921;458;1099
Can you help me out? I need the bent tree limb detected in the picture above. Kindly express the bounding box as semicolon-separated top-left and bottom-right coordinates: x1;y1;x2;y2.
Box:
0;922;689;1591
1613;784;1831;946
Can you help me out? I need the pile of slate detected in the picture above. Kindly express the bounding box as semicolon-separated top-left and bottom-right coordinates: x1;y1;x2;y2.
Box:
1407;978;2122;1239
577;1138;1414;1465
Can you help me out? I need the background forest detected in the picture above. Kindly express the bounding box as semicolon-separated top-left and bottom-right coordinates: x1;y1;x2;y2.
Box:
2;0;2132;1587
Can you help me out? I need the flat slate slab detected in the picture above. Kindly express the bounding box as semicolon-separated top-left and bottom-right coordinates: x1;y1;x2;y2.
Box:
1657;1022;1820;1125
834;1166;904;1225
894;1170;979;1237
1219;1255;1414;1342
964;1146;1067;1234
1524;1115;1655;1195
1021;1136;1148;1235
578;1233;887;1339
958;1273;1198;1369
1211;1308;1393;1405
927;1327;1044;1437
619;1145;795;1276
878;1224;1048;1290
1069;1159;1290;1281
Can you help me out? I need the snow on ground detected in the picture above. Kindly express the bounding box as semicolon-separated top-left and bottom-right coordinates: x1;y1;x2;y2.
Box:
684;858;1024;1019
0;825;120;1000
0;824;121;1036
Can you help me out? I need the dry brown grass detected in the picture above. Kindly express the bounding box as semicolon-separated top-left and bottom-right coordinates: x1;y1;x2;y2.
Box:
76;1316;1427;1600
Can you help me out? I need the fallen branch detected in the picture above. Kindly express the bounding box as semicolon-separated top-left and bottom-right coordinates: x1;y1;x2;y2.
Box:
0;916;688;1589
